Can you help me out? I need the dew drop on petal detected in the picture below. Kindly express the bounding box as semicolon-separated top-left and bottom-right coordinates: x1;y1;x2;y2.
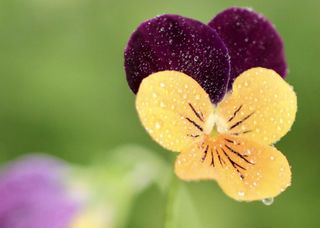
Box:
262;197;274;206
238;191;245;197
155;122;161;129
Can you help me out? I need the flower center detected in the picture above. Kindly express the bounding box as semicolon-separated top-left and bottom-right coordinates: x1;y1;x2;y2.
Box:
204;113;228;138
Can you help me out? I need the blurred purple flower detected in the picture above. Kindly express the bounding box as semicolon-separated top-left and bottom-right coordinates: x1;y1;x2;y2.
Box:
0;155;79;228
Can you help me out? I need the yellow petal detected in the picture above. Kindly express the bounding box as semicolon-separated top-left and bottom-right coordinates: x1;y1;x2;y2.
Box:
175;134;291;201
175;135;218;181
136;71;214;152
214;134;291;201
217;67;297;144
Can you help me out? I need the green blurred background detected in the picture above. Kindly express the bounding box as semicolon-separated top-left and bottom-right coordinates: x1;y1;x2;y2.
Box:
0;0;319;227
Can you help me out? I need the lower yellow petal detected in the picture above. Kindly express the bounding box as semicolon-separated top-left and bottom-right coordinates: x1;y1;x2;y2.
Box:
136;71;214;152
175;134;291;201
175;136;218;181
214;134;291;201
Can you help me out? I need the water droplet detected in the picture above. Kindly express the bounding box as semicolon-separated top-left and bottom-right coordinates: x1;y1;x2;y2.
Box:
238;191;245;197
160;82;165;88
155;122;161;129
262;197;274;206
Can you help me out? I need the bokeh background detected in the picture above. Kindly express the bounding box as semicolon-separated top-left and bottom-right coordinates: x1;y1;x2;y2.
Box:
0;0;319;227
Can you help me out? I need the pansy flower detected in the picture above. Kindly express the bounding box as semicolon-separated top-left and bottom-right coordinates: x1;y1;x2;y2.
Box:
124;8;297;201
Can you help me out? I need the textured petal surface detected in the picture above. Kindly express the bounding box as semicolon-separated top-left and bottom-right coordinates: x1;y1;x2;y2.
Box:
125;14;230;103
217;68;297;145
209;7;287;89
175;137;218;181
136;71;214;152
0;155;78;228
213;135;291;201
176;134;291;201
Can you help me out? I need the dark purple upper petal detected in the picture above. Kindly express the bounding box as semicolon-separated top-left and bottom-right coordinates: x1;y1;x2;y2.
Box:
0;155;79;228
209;7;287;89
125;14;230;103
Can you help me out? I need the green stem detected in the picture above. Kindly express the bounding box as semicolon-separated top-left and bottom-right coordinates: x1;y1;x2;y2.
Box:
164;175;179;228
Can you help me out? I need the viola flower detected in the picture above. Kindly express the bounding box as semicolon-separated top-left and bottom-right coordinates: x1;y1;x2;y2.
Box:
124;8;297;201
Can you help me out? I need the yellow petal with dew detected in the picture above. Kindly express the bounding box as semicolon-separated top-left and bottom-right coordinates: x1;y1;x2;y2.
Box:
214;134;291;201
136;71;214;152
175;135;218;181
175;133;291;201
217;67;297;144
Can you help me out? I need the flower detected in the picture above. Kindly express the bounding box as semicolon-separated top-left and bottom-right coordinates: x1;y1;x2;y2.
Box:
0;155;79;228
125;7;287;103
0;147;169;227
0;155;116;228
135;68;296;201
124;8;296;201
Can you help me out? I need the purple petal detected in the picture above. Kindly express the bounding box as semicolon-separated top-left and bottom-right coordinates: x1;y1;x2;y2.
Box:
0;155;79;228
125;14;230;103
209;7;287;89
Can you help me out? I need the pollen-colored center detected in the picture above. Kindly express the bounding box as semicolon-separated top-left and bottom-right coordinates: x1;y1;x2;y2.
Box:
204;113;228;139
